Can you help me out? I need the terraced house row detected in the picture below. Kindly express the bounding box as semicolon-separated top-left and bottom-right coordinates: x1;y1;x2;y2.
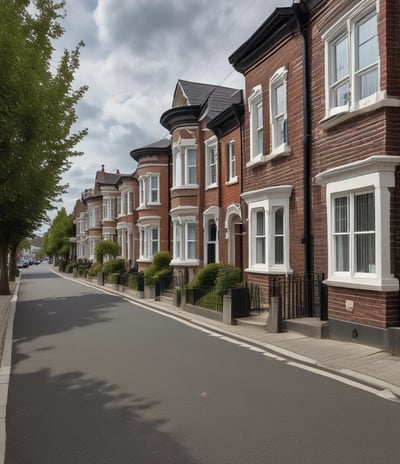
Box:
72;0;400;351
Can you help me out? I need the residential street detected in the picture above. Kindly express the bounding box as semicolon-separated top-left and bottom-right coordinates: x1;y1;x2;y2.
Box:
5;265;400;464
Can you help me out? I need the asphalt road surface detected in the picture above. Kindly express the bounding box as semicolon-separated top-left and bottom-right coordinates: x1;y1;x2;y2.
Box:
5;265;400;463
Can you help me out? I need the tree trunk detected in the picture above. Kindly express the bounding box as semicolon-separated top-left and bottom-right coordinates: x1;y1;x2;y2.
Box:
0;242;10;295
8;244;17;282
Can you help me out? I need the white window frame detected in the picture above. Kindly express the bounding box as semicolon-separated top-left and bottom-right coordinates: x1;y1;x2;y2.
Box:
247;85;265;167
172;139;198;188
148;174;160;205
138;174;160;208
102;198;115;221
321;0;383;127
269;67;291;159
315;155;400;291
227;140;238;184
203;206;219;264
170;208;199;265
205;137;218;189
137;219;160;261
242;186;293;274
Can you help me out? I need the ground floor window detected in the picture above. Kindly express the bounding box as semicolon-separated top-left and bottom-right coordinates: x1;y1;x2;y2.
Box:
316;155;400;291
242;185;292;274
138;224;159;261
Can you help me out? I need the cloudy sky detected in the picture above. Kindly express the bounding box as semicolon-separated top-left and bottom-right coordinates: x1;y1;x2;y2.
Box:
41;0;293;233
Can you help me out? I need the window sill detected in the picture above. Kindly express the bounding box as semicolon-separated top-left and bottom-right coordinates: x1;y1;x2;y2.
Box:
170;259;200;267
205;184;218;191
226;177;238;186
245;266;293;275
171;185;199;192
246;155;268;168
320;96;400;131
324;277;399;292
265;144;291;161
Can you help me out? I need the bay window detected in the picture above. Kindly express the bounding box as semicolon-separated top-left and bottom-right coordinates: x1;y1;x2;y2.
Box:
138;174;160;207
316;155;400;291
173;140;197;188
242;186;292;273
137;222;160;261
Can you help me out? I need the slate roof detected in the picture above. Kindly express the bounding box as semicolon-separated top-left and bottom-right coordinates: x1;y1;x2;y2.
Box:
177;79;241;120
130;137;171;162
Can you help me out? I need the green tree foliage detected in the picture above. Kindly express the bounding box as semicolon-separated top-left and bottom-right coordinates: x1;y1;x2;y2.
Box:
0;0;87;294
94;240;121;265
42;208;75;260
144;251;172;285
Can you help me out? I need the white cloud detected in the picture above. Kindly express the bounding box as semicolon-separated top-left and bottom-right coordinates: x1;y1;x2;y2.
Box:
38;0;293;234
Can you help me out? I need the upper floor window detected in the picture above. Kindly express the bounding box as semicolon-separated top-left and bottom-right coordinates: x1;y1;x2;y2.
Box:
269;67;290;157
227;141;237;183
173;140;197;188
323;0;379;119
88;206;101;228
102;198;115;220
127;191;133;214
248;85;263;162
139;174;160;207
205;137;218;188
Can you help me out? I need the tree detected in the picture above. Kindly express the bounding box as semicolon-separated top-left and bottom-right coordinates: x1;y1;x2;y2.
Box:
42;208;75;261
0;0;87;294
94;240;121;265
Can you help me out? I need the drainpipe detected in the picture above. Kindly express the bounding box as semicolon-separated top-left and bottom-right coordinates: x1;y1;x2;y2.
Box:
293;2;313;310
232;101;245;273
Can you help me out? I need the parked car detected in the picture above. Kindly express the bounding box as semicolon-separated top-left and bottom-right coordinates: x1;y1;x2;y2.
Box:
17;258;29;268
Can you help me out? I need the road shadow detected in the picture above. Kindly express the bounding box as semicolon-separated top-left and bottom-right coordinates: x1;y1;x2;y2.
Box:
5;368;200;464
11;292;119;367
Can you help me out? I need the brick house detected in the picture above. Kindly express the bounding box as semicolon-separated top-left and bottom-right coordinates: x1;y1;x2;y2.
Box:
229;7;306;302
160;80;243;281
72;0;400;351
115;173;136;268
311;0;400;348
130;138;171;272
230;0;400;349
77;166;122;261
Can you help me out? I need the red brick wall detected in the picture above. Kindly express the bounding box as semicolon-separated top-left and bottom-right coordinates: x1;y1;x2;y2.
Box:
218;127;242;264
328;287;400;328
242;32;306;282
310;0;400;328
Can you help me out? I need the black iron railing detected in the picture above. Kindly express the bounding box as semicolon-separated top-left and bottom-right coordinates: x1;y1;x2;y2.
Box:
272;272;325;320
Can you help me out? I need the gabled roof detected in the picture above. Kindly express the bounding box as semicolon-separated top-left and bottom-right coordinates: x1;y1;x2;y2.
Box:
161;80;241;131
229;7;298;74
95;166;121;187
175;79;240;120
